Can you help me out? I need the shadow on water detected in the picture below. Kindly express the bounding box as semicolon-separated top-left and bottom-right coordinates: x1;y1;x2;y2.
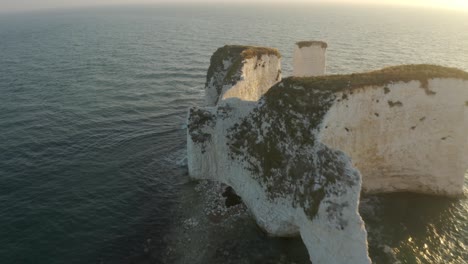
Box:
138;178;312;264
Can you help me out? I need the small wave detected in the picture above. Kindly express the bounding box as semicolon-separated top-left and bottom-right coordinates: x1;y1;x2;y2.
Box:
163;148;188;167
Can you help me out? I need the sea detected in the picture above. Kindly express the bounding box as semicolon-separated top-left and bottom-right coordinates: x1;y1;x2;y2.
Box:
0;4;467;264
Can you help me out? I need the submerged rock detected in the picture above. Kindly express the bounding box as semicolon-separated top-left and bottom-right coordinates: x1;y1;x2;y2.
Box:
187;44;468;263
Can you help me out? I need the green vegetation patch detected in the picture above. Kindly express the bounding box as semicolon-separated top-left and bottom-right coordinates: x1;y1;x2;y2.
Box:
227;77;357;220
296;41;328;49
282;64;468;94
239;46;281;60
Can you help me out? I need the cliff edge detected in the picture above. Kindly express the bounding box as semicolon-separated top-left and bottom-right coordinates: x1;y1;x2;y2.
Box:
187;44;468;263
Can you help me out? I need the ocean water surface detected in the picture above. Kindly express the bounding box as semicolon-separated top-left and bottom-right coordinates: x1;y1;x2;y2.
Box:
0;4;467;264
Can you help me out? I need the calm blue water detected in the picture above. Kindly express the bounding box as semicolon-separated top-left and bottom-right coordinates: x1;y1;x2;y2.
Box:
0;4;467;264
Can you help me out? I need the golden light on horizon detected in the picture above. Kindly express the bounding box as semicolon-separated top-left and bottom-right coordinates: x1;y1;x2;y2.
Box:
2;0;468;13
323;0;468;11
426;0;468;9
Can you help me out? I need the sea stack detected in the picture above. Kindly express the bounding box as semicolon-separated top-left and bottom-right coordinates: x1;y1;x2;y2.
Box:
293;41;327;77
204;45;282;106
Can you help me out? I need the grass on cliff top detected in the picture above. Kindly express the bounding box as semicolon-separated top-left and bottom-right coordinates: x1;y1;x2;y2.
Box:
271;64;468;96
296;41;328;49
230;45;281;59
206;45;281;80
210;45;281;63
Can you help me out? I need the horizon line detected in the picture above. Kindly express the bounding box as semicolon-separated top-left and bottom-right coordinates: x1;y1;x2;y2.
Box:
1;2;467;15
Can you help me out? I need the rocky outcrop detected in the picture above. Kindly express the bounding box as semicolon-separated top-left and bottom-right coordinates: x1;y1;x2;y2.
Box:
187;44;468;263
204;45;282;106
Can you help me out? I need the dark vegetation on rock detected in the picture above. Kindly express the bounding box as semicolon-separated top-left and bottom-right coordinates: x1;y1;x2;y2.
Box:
388;100;403;107
282;64;468;94
227;78;356;220
188;108;216;153
217;105;234;120
296;41;328;49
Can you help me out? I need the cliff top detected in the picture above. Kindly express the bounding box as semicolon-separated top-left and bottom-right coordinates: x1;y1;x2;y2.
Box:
210;45;281;62
206;45;281;82
296;41;328;49
275;64;468;95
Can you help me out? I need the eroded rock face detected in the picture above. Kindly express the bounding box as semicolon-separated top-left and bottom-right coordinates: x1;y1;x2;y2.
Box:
205;45;282;106
320;78;468;196
187;45;468;263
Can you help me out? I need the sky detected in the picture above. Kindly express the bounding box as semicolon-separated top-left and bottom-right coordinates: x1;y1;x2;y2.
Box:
1;0;468;13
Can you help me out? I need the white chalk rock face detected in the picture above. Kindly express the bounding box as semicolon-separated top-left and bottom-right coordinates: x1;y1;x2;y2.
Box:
188;45;468;264
189;45;370;264
204;45;282;106
319;74;468;196
293;41;327;77
188;99;371;264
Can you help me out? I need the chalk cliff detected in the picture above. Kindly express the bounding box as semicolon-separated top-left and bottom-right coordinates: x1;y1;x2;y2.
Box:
319;68;468;196
204;45;282;106
187;44;468;263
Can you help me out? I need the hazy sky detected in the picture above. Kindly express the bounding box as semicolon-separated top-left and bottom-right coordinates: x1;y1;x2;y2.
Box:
1;0;467;13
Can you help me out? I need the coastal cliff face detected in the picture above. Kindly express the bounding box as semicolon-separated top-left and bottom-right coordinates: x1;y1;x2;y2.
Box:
204;45;282;106
319;75;468;196
187;45;468;263
189;45;370;264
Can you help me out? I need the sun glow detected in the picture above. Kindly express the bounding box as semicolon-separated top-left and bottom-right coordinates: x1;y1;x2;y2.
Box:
327;0;468;10
421;0;468;10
